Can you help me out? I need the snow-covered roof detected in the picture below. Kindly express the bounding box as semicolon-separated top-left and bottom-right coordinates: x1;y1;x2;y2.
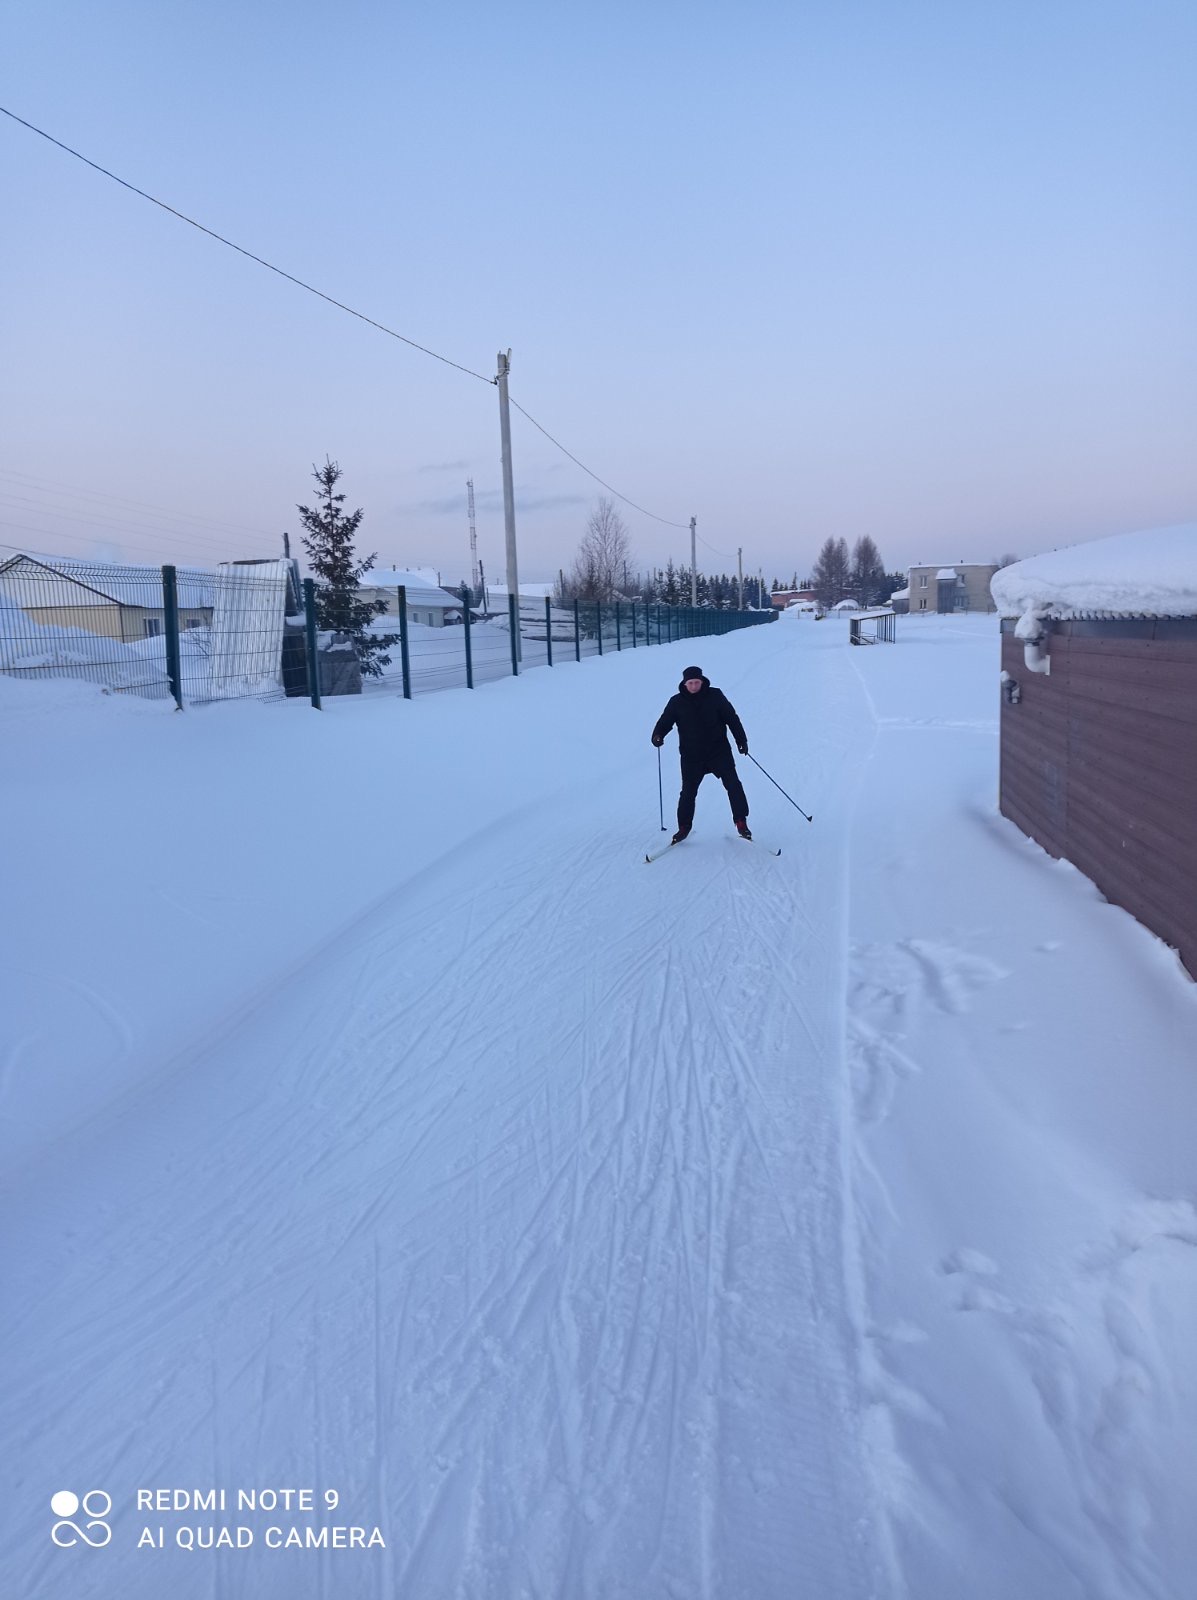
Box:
0;553;214;610
361;570;460;606
936;568;958;580
890;586;910;599
990;525;1197;620
831;598;860;611
484;582;556;599
369;565;440;586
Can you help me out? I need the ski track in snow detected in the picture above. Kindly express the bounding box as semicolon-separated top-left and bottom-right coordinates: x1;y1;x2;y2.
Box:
3;628;895;1599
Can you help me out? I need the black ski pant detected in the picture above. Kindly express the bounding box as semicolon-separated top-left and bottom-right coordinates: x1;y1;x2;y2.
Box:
677;751;749;830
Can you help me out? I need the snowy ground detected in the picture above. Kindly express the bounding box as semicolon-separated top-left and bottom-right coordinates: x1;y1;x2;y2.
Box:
2;610;1194;1600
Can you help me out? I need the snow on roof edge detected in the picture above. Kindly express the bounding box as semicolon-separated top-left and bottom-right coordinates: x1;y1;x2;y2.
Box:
989;525;1197;620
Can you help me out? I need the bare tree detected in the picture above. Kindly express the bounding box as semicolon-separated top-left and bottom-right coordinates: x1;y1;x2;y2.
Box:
993;552;1019;569
569;498;633;602
811;536;851;610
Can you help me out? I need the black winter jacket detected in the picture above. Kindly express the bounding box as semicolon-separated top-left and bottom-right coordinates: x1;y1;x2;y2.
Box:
651;673;747;763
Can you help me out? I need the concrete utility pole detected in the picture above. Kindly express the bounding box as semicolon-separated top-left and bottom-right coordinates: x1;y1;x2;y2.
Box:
737;547;743;610
690;517;697;606
496;350;521;659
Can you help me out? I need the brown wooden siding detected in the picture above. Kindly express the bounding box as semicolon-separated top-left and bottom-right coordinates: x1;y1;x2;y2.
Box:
999;622;1197;980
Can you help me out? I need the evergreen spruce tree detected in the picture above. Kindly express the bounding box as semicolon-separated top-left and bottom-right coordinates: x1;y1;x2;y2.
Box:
296;458;398;678
663;558;680;606
851;536;887;607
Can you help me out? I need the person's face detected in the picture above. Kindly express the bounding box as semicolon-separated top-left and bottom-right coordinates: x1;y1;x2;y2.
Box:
683;678;702;693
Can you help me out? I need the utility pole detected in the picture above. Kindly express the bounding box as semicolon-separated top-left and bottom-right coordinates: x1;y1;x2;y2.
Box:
282;530;290;559
496;350;521;660
737;546;743;610
466;478;479;592
690;517;697;607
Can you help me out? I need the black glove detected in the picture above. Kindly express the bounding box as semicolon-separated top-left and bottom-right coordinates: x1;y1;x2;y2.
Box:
737;742;748;756
652;735;664;747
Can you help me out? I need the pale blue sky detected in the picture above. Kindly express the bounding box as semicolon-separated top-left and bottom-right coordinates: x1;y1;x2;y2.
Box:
3;0;1194;582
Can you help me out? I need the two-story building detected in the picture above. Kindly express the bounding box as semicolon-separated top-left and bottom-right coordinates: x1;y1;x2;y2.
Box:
905;563;998;614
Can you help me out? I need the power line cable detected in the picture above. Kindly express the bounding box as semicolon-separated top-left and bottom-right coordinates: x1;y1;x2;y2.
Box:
507;396;690;530
3;106;706;555
695;531;736;562
0;493;272;561
0;531;218;568
0;467;278;539
0;519;258;568
0;105;493;386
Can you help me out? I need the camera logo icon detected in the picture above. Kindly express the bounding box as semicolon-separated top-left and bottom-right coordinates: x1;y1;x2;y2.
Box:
51;1490;112;1547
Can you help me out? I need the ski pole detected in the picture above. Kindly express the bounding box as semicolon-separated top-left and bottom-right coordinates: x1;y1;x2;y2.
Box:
656;745;667;830
747;753;813;822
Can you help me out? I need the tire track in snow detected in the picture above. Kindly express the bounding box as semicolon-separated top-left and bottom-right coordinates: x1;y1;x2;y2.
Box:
4;635;893;1599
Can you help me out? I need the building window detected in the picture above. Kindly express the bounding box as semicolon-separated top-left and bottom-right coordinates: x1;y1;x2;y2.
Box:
919;575;928;588
143;617;162;637
919;598;927;610
184;619;202;630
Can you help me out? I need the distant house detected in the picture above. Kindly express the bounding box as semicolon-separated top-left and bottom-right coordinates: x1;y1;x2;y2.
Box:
907;563;998;614
771;589;816;609
0;553;212;640
992;525;1197;980
359;569;463;627
888;585;911;615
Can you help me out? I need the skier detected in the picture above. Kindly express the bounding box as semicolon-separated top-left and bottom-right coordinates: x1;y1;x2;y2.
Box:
651;666;752;843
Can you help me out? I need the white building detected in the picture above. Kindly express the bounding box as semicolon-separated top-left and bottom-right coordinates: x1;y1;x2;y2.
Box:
359;569;463;627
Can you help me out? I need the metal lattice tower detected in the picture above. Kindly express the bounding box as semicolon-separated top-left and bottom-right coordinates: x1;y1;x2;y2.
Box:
466;478;480;591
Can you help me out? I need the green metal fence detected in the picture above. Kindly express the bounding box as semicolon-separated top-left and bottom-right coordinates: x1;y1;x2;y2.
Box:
362;589;776;699
1;553;776;711
0;553;304;706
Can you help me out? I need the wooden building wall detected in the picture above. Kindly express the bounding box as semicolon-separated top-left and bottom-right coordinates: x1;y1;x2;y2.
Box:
999;618;1197;981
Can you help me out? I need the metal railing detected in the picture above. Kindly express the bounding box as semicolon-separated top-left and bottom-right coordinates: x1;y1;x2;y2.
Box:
1;555;776;711
362;590;776;701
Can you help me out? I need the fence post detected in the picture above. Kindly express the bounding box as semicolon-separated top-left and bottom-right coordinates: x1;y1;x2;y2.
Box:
615;601;621;650
462;586;474;689
596;602;603;655
161;565;183;710
397;585;412;699
630;600;637;646
544;596;553;666
508;592;520;676
303;578;322;709
574;598;581;662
